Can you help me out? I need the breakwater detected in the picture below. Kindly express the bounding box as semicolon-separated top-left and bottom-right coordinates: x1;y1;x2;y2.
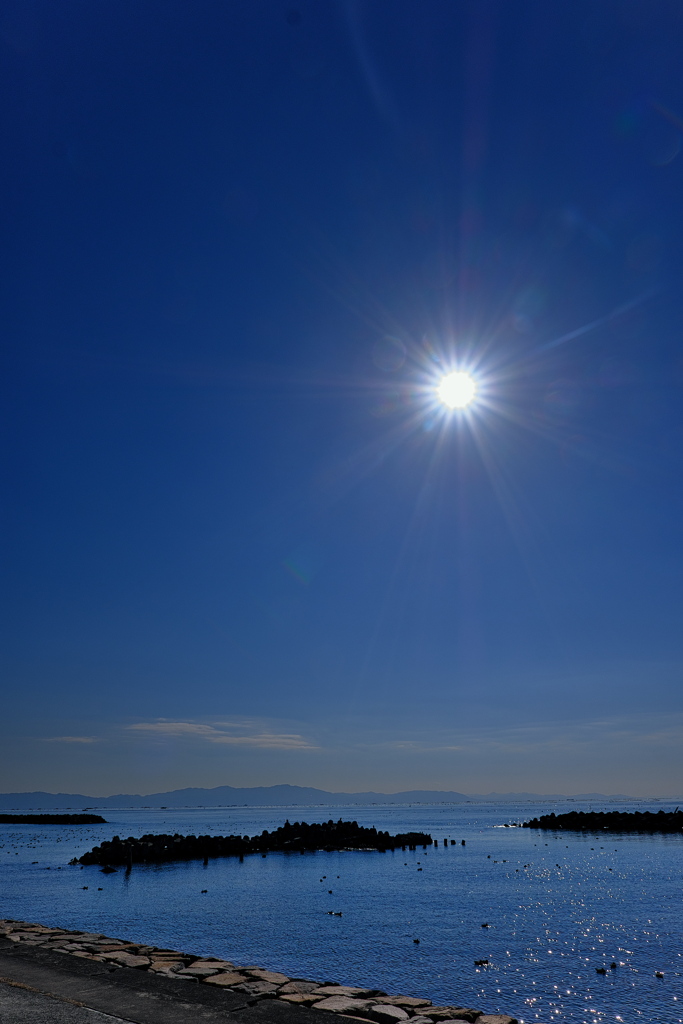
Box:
0;813;106;824
521;808;683;832
0;919;517;1024
75;819;434;866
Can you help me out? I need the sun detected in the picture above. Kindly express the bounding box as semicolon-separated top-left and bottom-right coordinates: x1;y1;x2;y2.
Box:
437;371;477;409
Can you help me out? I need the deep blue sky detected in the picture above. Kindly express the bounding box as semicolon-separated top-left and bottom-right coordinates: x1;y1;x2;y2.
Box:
2;0;683;796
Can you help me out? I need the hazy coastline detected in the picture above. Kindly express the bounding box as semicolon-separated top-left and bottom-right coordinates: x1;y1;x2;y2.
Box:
0;784;667;811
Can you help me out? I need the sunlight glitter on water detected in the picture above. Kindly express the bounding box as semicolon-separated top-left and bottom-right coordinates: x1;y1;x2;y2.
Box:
1;801;681;1024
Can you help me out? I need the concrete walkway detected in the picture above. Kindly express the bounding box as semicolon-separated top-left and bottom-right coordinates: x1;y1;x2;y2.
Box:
0;939;333;1024
0;981;133;1024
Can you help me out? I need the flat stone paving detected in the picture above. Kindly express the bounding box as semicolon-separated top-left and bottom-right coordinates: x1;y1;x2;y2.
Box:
0;920;517;1024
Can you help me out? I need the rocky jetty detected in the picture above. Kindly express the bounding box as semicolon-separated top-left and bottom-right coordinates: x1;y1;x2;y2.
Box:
521;808;683;833
0;813;106;824
75;819;434;866
0;919;517;1024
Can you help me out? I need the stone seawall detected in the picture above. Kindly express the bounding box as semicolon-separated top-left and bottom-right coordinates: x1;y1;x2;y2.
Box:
0;920;517;1024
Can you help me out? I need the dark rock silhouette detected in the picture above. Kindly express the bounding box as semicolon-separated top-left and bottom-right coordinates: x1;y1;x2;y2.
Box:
75;819;433;867
520;809;683;833
0;813;106;824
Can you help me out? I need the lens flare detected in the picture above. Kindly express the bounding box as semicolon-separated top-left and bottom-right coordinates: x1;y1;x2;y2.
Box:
437;371;477;409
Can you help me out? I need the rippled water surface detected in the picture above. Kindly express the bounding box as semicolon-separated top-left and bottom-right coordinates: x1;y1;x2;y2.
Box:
1;801;681;1023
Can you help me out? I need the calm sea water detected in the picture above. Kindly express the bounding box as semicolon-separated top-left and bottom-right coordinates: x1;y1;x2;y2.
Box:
1;801;681;1024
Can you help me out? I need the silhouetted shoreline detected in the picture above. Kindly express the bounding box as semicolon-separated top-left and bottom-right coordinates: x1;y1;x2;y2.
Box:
520;809;683;833
0;814;106;825
75;819;434;866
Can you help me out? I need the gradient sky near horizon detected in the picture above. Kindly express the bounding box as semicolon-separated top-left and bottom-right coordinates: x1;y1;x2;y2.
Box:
2;0;683;798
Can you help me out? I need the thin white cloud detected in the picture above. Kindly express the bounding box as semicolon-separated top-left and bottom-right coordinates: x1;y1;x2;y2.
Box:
384;740;466;752
127;720;318;750
218;734;317;750
129;722;221;738
42;736;98;744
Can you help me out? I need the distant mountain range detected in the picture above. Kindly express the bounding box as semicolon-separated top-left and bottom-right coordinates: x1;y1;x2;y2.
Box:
0;784;645;809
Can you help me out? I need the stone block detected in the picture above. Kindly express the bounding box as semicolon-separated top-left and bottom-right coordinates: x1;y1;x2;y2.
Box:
235;980;280;996
476;1017;517;1024
374;998;432;1008
204;971;249;986
279;994;320;1004
246;969;291;984
365;1004;410;1023
312;996;373;1015
279;981;320;994
313;986;377;998
94;944;136;952
424;1009;482;1023
107;953;151;969
437;1019;480;1024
